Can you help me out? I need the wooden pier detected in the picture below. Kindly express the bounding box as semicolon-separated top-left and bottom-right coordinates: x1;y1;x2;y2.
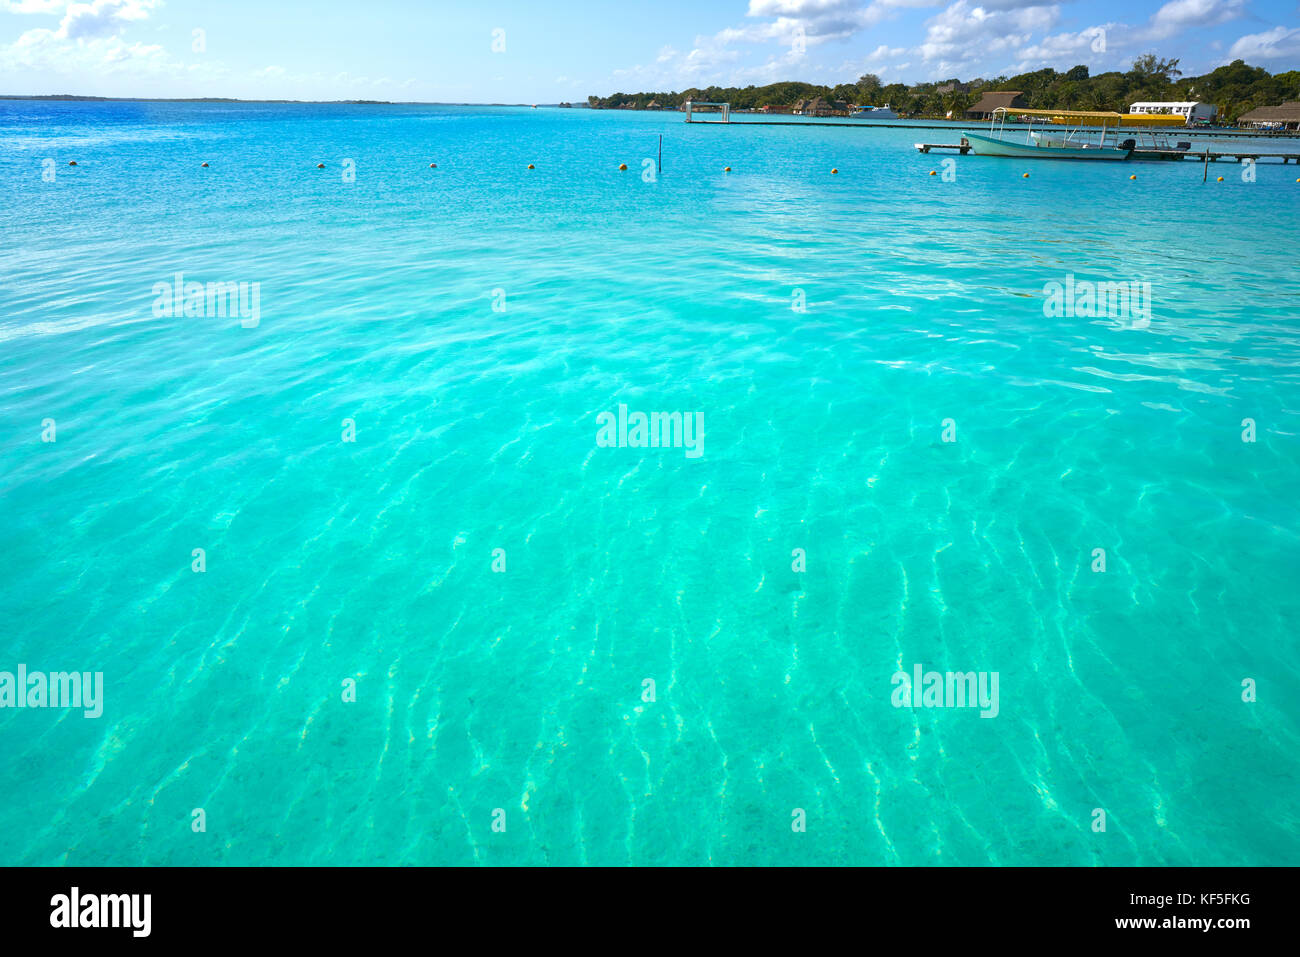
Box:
915;141;972;154
1180;150;1300;163
915;142;1300;163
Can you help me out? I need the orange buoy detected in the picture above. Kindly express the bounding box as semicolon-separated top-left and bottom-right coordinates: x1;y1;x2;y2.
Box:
201;162;209;167
831;168;838;174
618;163;627;170
429;163;437;168
527;164;535;169
1129;174;1137;180
316;163;325;169
723;166;731;172
1022;172;1030;178
929;170;936;176
1217;176;1224;181
68;161;77;166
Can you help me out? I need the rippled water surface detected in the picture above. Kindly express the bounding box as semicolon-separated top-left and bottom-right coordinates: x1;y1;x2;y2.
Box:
1;101;1298;865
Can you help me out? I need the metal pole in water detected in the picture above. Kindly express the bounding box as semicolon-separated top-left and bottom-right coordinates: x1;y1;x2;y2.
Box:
658;134;662;175
1203;151;1209;182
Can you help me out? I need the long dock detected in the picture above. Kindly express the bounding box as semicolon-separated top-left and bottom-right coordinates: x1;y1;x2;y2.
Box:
912;142;1300;163
1144;149;1300;163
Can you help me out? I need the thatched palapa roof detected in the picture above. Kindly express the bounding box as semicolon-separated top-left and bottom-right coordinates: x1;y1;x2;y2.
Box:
1238;101;1300;124
966;91;1027;116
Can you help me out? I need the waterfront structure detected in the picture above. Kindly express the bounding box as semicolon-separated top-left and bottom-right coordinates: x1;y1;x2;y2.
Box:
966;91;1028;119
1128;101;1217;125
1237;101;1300;131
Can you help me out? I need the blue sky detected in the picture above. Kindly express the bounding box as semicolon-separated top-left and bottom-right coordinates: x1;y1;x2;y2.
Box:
1;0;1296;100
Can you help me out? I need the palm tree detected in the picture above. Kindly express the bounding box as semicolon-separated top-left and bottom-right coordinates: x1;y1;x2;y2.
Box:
1208;96;1236;124
942;90;969;117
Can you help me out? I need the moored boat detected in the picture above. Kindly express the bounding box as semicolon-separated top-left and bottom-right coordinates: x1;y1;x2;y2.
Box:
852;104;897;119
964;108;1132;160
1033;127;1195;161
965;130;1130;159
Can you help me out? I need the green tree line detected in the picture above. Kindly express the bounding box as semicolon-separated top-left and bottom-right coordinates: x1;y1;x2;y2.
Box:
587;58;1300;123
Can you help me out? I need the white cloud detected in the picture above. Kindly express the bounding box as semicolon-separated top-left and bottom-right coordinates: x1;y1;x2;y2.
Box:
0;27;168;73
610;1;944;89
852;43;913;83
1227;25;1300;63
58;0;162;40
918;2;1060;66
1142;0;1245;41
866;43;907;59
1;0;164;37
0;0;167;77
1016;24;1113;63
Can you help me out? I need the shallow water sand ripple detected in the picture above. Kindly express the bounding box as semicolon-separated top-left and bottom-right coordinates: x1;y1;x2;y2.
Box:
0;102;1297;865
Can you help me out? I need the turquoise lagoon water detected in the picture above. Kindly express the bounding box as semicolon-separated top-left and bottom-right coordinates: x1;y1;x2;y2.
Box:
0;101;1297;866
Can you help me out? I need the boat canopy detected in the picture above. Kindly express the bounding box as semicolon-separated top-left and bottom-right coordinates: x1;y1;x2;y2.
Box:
1118;113;1186;127
992;107;1123;121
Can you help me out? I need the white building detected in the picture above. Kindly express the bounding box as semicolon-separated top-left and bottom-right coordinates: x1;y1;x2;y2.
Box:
1127;101;1217;124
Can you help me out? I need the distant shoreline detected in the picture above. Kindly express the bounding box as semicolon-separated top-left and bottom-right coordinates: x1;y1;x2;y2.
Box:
7;96;1293;137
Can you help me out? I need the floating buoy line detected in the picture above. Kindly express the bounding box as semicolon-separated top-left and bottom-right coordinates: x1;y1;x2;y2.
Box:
53;157;1300;185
